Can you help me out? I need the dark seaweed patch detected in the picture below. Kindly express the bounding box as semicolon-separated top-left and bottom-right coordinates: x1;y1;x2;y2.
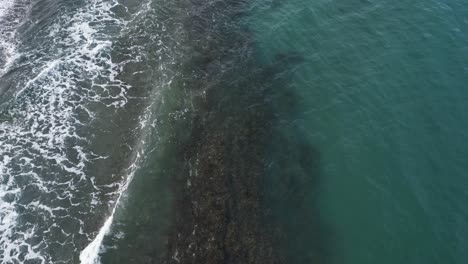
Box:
160;0;329;260
97;0;330;263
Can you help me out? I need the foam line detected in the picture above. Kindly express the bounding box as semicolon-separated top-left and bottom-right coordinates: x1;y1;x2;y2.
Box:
79;202;117;264
0;0;130;262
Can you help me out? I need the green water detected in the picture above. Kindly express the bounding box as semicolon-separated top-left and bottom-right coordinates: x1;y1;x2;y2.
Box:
2;0;467;263
100;0;468;262
252;0;468;263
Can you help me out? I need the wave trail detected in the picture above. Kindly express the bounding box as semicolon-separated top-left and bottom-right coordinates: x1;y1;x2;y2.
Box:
0;0;130;263
0;0;30;77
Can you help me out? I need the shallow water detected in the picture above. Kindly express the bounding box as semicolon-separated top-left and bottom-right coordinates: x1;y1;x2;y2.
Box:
1;0;468;263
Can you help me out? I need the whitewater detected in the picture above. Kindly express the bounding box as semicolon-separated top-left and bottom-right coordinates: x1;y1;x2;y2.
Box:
0;0;143;262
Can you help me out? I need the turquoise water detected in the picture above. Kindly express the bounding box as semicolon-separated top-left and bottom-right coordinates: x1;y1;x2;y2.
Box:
1;0;468;263
252;0;468;263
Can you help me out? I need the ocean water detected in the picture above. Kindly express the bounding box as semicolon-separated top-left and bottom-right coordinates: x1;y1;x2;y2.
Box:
0;0;468;263
250;0;468;263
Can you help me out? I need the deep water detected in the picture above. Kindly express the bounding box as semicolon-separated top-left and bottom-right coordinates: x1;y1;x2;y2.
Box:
1;0;468;263
250;0;468;263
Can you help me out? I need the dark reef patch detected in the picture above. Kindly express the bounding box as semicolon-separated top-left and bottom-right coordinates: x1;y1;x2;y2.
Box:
97;0;329;263
158;0;329;263
162;1;281;263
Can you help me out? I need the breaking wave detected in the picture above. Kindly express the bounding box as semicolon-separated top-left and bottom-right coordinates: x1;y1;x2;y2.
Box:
0;0;132;262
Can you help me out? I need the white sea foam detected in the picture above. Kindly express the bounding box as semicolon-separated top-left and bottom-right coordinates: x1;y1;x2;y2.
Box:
79;163;138;264
80;99;159;264
0;0;14;21
0;37;18;77
0;0;29;77
78;1;169;262
79;210;115;264
0;0;131;263
80;173;131;264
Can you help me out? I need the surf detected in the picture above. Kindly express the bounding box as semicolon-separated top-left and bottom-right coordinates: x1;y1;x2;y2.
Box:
0;0;132;262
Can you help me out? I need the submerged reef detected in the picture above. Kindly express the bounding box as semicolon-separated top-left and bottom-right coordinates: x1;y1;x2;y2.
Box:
158;1;317;263
162;1;279;263
102;0;327;263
